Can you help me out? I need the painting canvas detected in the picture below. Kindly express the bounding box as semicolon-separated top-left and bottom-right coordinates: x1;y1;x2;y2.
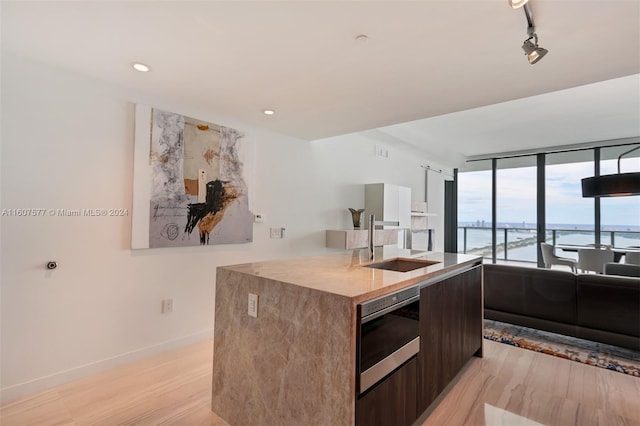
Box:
132;105;253;249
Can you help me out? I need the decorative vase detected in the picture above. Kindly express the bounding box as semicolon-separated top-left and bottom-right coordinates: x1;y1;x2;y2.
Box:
348;208;365;228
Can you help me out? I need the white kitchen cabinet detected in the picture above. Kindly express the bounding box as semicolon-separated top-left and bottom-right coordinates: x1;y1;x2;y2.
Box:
364;183;411;229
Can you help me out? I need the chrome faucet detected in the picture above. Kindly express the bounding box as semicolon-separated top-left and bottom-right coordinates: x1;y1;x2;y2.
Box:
368;214;375;260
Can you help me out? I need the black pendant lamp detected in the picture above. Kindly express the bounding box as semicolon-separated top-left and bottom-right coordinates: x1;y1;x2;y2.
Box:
582;145;640;197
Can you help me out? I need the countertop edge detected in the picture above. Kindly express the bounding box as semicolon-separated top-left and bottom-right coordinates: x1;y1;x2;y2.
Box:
216;254;483;304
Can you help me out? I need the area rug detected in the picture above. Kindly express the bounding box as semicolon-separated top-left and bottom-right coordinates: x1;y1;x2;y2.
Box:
483;319;640;377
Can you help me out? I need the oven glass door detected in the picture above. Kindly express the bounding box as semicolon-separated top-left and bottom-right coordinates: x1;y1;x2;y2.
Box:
359;299;420;373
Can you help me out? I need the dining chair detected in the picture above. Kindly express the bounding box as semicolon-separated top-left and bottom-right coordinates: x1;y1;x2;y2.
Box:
577;248;614;274
540;243;577;273
624;251;640;265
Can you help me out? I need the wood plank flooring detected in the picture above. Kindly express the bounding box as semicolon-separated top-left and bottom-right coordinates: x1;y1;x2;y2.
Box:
2;339;639;425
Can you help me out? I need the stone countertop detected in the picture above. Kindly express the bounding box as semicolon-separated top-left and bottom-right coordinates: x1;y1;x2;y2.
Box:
218;247;482;303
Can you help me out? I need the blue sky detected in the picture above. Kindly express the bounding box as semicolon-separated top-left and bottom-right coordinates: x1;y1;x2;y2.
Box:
459;159;640;228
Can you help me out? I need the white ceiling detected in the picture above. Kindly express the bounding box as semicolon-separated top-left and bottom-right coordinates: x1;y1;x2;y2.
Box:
2;1;639;165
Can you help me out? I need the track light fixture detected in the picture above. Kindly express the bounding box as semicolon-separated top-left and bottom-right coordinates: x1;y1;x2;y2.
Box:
522;34;548;64
518;3;548;64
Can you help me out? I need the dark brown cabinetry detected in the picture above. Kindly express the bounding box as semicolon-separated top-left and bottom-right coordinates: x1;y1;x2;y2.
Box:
416;265;483;414
355;358;417;426
354;264;483;426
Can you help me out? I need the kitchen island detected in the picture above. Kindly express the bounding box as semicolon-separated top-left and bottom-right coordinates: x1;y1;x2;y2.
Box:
211;247;483;426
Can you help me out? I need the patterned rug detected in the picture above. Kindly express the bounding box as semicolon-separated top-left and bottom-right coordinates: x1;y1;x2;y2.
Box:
483;319;640;377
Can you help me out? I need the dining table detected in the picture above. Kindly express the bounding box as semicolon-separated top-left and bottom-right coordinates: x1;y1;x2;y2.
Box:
556;244;640;263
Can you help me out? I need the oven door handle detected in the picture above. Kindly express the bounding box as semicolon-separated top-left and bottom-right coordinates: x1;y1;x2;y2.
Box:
360;294;420;323
359;337;420;394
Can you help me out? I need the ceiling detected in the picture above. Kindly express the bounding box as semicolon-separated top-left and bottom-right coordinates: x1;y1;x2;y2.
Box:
2;1;639;165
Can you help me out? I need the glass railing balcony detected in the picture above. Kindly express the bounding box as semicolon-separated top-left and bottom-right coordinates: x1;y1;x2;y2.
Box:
457;226;640;263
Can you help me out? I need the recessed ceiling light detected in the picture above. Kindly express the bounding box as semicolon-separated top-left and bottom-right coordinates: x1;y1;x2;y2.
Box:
355;34;369;43
132;63;150;72
263;109;275;116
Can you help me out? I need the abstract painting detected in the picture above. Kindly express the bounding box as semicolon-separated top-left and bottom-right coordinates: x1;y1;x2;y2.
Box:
132;106;253;249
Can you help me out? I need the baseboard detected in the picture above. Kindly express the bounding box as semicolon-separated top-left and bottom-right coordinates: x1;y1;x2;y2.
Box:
0;328;214;405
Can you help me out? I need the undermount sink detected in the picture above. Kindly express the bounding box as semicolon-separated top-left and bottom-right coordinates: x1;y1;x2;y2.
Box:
364;258;441;272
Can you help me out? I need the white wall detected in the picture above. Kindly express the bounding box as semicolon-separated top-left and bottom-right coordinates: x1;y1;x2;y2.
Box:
0;54;444;402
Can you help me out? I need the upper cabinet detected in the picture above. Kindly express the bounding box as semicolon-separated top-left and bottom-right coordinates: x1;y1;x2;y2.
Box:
365;183;411;229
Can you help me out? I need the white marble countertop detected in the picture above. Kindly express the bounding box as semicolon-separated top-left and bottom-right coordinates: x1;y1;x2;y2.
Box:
218;247;482;303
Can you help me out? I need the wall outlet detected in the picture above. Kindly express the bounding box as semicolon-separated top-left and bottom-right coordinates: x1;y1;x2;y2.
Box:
162;298;174;314
248;293;258;318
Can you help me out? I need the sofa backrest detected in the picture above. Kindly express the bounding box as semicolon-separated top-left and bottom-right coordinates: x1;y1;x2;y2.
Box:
604;262;640;277
484;264;577;324
576;273;640;338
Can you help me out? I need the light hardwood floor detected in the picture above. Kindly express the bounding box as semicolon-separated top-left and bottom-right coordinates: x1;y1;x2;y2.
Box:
1;339;639;426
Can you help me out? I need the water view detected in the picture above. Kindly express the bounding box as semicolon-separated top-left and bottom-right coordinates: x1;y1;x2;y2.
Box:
458;223;640;263
457;151;640;264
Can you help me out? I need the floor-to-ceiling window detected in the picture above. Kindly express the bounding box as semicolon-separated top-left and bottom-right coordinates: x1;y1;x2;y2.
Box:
545;151;596;261
456;142;640;264
457;160;492;259
600;145;640;249
496;157;537;262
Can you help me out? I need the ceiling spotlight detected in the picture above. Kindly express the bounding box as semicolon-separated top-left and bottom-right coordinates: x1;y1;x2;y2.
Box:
132;63;150;72
517;3;548;65
522;35;548;64
508;0;529;9
263;109;275;116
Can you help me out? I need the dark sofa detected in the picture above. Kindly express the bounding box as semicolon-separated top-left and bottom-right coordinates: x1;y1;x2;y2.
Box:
484;264;640;351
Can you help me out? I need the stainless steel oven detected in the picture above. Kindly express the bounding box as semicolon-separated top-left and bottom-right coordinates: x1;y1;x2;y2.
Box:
357;285;420;394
